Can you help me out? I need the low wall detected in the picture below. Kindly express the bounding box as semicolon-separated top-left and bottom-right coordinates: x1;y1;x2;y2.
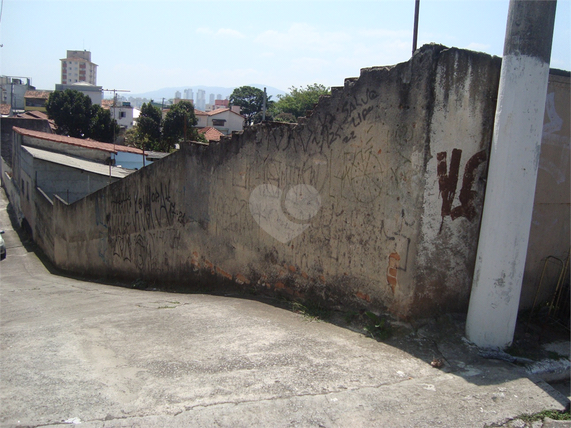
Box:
50;45;502;318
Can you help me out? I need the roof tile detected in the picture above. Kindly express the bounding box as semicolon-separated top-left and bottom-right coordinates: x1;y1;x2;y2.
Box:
13;127;145;155
198;126;224;142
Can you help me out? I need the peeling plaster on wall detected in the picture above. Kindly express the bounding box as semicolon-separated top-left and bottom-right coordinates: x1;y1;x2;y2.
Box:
412;48;501;317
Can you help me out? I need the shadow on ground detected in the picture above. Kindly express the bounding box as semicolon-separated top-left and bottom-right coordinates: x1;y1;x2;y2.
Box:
4;192;570;424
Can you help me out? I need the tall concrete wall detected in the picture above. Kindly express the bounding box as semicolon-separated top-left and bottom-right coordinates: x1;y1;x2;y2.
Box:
521;71;570;309
50;45;503;318
34;187;55;261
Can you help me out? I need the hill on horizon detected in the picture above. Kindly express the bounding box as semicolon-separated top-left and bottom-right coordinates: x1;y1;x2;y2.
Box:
124;84;287;102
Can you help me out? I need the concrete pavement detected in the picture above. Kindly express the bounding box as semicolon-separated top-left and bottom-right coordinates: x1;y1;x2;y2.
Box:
0;188;569;428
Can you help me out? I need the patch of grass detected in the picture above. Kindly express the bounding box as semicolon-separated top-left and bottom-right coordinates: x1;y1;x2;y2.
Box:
363;311;392;341
292;301;331;321
518;409;571;422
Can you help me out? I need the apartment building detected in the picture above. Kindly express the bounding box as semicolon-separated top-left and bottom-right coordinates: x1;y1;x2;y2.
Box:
60;50;98;85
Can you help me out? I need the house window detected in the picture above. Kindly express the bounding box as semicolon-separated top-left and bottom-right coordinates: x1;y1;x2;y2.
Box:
212;119;226;127
120;111;126;118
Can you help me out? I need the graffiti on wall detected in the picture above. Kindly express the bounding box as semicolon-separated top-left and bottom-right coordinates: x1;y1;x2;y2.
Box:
108;180;189;267
437;149;487;222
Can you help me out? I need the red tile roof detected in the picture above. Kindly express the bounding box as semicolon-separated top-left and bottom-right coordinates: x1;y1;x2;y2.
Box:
206;108;243;117
12;127;145;155
198;127;224;142
0;104;11;115
101;99;114;109
24;90;52;99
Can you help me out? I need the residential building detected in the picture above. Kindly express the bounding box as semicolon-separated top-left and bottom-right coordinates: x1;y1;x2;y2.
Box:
5;127;145;240
194;108;244;135
198;126;225;142
55;82;103;105
12;127;145;167
0;76;35;111
101;99;135;129
60;50;97;85
214;99;229;110
1;114;54;166
24;90;52;112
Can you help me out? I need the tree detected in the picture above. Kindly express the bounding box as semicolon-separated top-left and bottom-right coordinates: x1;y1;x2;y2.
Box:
271;84;331;121
90;105;120;144
161;100;199;152
45;89;93;138
45;89;119;143
134;101;162;150
229;86;273;125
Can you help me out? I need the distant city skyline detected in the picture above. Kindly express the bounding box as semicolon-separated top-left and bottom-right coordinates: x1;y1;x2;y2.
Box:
1;1;569;94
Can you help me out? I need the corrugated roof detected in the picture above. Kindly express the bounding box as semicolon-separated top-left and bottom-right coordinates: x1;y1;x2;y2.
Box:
22;146;134;179
13;127;146;155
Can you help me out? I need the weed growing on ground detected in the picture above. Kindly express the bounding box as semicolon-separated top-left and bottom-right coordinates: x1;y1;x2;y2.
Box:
292;301;331;321
518;409;571;422
363;311;392;341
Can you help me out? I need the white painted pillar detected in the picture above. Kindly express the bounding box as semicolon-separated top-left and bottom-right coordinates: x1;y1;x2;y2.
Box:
465;0;557;349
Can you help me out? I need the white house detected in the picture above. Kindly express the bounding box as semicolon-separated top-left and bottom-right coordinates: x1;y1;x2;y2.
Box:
194;108;244;135
101;99;135;129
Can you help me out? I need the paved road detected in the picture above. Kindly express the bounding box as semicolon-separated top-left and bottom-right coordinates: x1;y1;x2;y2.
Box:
0;187;568;427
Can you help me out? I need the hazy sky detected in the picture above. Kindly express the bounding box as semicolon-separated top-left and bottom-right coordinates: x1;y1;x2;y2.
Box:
1;0;570;94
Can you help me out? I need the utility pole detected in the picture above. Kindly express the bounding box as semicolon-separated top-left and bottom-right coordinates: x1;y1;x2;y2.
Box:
102;88;130;127
262;87;267;121
102;88;130;178
465;0;557;349
412;0;420;55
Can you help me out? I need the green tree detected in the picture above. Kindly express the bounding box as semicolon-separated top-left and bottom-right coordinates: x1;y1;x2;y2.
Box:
135;101;163;150
229;86;273;125
45;89;93;138
271;84;330;121
90;105;120;143
45;89;119;143
161;100;199;152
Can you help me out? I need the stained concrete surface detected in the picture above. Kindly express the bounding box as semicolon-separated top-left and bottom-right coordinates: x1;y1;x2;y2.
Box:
0;187;569;428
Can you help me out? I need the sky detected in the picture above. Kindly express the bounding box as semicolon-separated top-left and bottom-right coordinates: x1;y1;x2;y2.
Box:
1;0;570;95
